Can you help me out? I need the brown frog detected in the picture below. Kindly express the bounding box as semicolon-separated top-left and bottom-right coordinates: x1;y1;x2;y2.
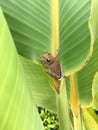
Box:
41;52;64;80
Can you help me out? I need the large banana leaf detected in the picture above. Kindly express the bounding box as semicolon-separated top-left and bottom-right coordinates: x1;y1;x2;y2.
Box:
0;8;44;130
0;0;52;59
0;0;91;75
59;0;91;75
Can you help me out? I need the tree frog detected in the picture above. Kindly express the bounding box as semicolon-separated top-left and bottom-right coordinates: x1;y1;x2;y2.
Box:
41;52;64;80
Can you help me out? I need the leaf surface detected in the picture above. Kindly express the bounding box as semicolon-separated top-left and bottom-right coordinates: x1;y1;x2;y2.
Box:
21;57;57;112
92;72;98;109
0;0;92;75
82;108;98;130
59;0;91;75
76;0;98;106
0;8;44;130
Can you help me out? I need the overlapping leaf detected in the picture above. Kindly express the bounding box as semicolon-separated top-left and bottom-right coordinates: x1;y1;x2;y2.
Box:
0;0;92;75
0;0;52;59
76;39;98;106
76;0;98;106
20;57;57;112
92;72;98;109
0;8;44;130
63;0;98;107
82;108;98;130
59;0;91;75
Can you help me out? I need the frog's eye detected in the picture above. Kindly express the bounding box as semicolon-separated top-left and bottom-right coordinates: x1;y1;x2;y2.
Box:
46;58;50;62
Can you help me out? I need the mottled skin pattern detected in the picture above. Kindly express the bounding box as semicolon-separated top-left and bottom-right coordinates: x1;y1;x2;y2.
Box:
41;52;63;80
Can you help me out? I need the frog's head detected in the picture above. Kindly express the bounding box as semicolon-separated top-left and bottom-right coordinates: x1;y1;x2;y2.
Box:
41;52;54;65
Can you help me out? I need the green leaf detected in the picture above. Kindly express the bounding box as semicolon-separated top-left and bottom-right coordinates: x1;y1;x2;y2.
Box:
20;57;57;112
92;72;98;109
76;0;98;106
0;0;92;75
0;0;94;107
59;0;92;75
0;0;52;59
82;108;98;130
0;8;44;130
77;42;98;106
65;0;98;107
70;38;98;107
57;80;71;130
89;0;98;42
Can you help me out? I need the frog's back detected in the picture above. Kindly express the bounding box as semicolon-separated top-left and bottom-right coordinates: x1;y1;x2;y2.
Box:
49;61;62;79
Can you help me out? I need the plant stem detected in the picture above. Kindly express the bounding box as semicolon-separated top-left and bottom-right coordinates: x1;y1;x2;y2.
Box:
73;108;83;130
57;79;71;130
70;74;80;117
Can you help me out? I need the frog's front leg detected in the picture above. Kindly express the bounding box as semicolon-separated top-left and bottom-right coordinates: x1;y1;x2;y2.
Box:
46;69;60;79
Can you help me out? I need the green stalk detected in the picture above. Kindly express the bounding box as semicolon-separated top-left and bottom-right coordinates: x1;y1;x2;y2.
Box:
70;74;83;130
57;79;71;130
73;109;83;130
